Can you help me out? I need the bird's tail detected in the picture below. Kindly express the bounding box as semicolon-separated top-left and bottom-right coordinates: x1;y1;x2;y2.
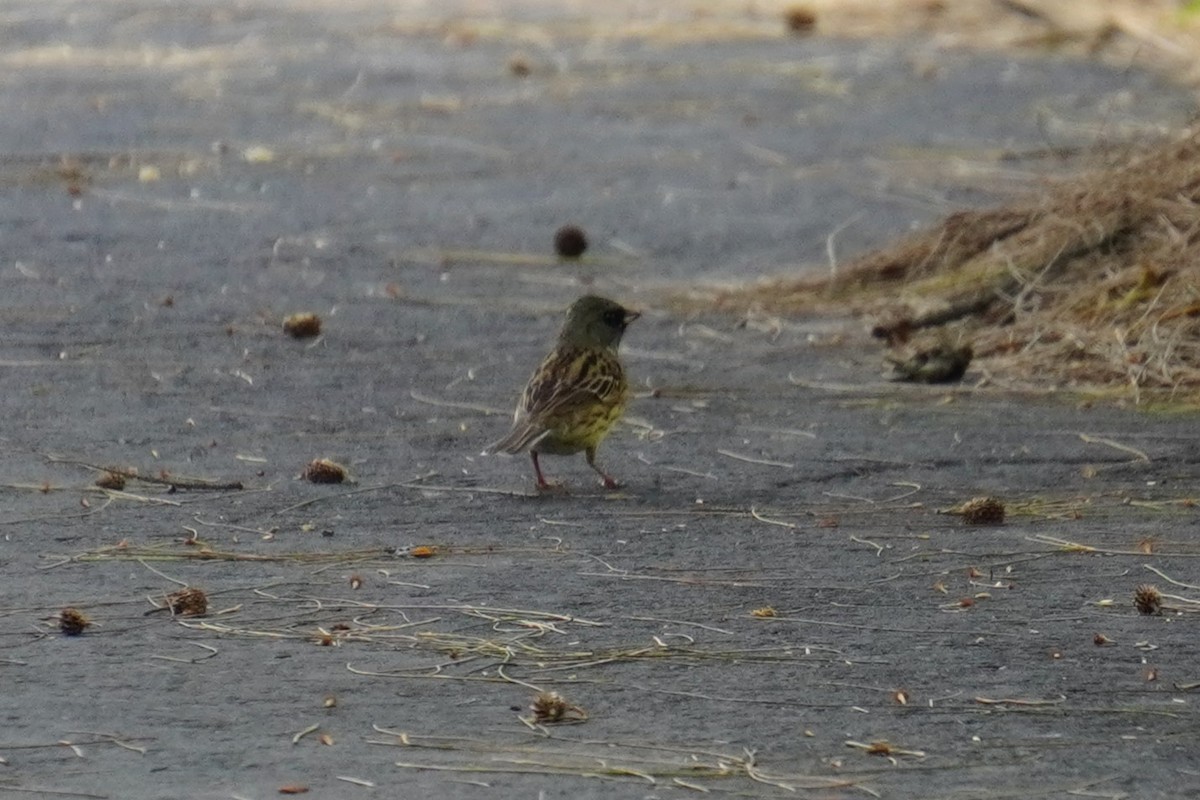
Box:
484;423;549;455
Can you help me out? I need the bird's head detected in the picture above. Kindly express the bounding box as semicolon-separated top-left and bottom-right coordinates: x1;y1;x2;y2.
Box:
559;295;639;350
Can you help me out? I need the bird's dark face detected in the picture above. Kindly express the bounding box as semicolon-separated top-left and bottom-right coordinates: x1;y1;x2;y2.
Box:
560;295;639;349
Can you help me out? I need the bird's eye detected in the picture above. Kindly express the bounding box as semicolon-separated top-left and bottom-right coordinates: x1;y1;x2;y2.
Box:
603;309;625;327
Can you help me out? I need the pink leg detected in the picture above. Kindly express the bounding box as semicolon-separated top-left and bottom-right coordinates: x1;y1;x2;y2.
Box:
531;452;552;491
586;447;619;490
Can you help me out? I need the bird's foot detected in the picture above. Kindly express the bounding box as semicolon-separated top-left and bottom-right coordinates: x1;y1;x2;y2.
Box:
601;475;620;490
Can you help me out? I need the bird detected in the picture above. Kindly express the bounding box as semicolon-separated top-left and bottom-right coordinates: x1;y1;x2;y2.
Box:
887;342;973;384
486;295;639;490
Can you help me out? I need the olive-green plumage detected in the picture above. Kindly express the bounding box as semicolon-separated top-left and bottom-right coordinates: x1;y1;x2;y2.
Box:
487;295;639;489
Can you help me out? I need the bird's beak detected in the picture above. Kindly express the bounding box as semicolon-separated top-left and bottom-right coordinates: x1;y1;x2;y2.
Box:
624;310;641;324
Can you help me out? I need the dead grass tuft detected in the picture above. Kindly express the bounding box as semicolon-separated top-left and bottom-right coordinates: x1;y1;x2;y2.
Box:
699;127;1200;402
957;496;1007;526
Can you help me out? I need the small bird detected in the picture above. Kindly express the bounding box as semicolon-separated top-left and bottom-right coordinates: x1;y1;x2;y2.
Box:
486;295;639;490
887;343;973;384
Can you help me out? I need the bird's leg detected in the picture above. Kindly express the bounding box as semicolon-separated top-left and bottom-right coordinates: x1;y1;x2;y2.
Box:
531;452;553;491
586;447;619;490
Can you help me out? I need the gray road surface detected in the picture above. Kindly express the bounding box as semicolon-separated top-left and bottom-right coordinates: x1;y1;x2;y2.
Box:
1;2;1198;799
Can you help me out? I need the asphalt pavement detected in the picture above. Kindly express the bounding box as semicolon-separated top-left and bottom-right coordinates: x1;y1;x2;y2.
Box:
2;2;1198;798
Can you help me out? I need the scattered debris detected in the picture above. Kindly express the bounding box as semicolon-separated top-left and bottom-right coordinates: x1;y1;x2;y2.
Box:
1134;583;1163;616
59;607;91;636
529;690;587;724
783;6;817;35
94;470;128;491
553;225;588;259
283;312;322;339
507;52;533;77
846;739;926;759
954;496;1006;525
169;587;209;617
45;455;243;492
145;587;209;617
302;458;348;484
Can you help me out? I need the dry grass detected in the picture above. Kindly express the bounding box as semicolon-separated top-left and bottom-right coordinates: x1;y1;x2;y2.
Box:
366;0;1200;84
696;126;1200;404
649;1;1200;404
792;0;1200;85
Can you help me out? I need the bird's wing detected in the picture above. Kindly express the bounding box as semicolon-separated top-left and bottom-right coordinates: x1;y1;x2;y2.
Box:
485;419;551;455
485;347;623;456
519;346;622;422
